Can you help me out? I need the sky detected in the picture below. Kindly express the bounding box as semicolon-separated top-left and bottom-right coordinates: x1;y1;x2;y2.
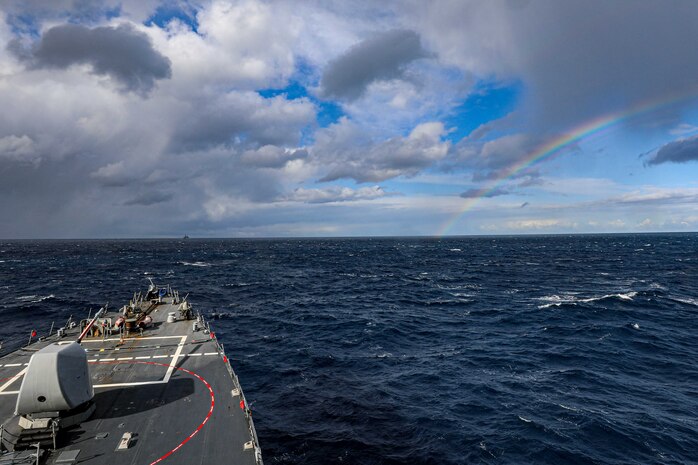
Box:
0;0;697;238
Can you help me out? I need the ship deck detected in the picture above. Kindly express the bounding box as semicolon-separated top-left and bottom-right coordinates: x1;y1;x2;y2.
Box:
0;297;260;465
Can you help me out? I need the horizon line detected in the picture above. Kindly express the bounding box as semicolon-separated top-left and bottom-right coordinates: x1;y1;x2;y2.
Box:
1;230;695;241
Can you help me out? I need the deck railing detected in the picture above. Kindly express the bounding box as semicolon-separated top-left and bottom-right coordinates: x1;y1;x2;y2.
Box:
199;312;264;465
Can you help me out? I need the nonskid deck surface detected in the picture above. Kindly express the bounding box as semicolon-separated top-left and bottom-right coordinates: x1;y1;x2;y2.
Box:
0;297;259;465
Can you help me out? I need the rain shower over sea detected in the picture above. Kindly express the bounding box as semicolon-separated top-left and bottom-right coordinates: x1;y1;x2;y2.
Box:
1;234;696;464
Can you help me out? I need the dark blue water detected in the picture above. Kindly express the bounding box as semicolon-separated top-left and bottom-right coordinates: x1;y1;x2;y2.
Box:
1;234;697;464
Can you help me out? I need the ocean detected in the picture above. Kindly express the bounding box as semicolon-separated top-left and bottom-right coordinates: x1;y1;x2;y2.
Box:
1;234;696;464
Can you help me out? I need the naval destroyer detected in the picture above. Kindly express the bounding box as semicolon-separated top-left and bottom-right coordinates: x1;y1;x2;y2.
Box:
0;281;262;464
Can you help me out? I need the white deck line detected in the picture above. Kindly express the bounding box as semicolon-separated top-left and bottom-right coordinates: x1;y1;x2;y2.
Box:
81;335;186;343
2;328;197;394
0;367;27;393
94;380;166;388
163;336;187;383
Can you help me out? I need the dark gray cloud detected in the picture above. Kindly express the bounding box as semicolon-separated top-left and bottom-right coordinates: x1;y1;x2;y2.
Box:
0;1;161;24
123;190;173;206
10;23;171;94
320;29;429;100
460;186;510;198
647;135;698;165
408;1;698;134
170;93;314;151
449;133;544;182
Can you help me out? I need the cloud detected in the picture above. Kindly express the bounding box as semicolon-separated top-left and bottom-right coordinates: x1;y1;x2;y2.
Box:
451;133;542;181
241;146;308;168
610;188;698;206
408;1;698;131
0;135;37;162
315;120;450;182
90;161;130;186
123;190;173;206
669;123;698;136
1;1;698;238
320;29;430;100
10;23;171;94
460;186;510;198
284;185;389;204
153;0;298;90
505;219;578;230
170;92;315;151
646;134;698;165
0;1;163;24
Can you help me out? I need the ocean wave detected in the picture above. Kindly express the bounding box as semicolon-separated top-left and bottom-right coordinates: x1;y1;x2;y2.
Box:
16;294;55;303
179;261;212;267
670;296;698;307
537;292;637;308
558;403;580;412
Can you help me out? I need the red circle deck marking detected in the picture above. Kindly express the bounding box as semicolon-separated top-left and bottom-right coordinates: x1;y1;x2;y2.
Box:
90;360;215;465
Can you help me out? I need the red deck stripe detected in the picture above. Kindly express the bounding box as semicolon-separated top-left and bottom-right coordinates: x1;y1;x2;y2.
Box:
89;360;215;465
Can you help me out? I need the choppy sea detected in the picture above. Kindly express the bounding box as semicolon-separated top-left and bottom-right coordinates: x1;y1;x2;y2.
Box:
1;234;697;464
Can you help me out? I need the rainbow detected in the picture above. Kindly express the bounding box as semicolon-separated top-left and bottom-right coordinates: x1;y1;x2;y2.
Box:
436;89;698;237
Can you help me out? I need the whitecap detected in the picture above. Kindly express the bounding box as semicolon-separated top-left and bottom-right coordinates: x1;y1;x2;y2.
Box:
538;291;637;308
579;292;636;303
179;261;212;267
16;294;55;303
518;416;532;423
538;301;577;309
558;403;580;412
671;297;698;307
451;292;474;298
449;248;462;252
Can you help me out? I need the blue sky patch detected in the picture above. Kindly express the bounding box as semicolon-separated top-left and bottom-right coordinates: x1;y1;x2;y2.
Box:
259;81;345;129
6;14;41;36
145;5;199;32
445;81;521;142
